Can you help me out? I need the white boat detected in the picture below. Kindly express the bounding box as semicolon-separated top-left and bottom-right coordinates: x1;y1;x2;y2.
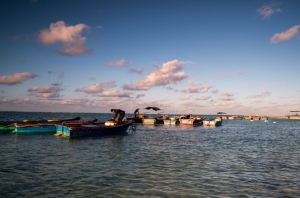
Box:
203;117;222;127
143;118;157;125
180;118;195;125
179;116;203;126
163;117;179;125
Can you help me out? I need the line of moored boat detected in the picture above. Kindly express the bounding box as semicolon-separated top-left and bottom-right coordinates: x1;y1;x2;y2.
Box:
0;112;225;138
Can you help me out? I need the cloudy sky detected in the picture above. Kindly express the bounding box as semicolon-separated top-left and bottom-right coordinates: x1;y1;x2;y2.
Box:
0;0;299;115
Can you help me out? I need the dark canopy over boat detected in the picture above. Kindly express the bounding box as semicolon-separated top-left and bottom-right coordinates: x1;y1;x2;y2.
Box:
217;112;226;115
145;106;161;111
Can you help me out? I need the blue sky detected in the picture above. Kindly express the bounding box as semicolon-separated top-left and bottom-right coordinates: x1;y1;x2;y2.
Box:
0;0;299;115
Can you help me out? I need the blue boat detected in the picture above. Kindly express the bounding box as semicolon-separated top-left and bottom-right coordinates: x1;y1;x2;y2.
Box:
14;117;82;135
14;123;57;134
55;119;98;136
56;121;133;138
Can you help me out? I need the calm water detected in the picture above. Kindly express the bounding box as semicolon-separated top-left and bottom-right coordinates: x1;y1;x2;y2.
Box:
0;112;300;197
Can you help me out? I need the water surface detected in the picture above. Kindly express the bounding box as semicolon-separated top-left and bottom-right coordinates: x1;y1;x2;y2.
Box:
0;112;300;197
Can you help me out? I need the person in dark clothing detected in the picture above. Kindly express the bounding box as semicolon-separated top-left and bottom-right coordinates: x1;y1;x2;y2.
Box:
111;109;125;123
134;108;139;118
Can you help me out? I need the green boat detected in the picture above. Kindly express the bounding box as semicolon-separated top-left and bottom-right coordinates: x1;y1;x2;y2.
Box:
0;124;15;134
0;121;16;134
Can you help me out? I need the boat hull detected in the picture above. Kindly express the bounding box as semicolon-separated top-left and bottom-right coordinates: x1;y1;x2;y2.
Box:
180;118;203;126
203;120;222;127
163;119;179;125
143;118;157;125
15;124;56;134
0;125;15;134
58;122;132;138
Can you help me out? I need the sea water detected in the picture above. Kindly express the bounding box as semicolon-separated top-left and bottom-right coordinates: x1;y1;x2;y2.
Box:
0;112;300;197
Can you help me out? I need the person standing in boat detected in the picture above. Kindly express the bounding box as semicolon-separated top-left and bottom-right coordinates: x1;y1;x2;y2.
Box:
111;109;125;124
134;108;139;118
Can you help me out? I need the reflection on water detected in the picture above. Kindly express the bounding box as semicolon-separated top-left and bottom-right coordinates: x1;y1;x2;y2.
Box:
0;112;300;197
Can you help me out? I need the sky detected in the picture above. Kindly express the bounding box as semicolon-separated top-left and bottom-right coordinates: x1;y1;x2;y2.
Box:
0;0;299;115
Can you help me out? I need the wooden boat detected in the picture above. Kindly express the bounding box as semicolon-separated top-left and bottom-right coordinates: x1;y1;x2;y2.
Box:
22;116;81;124
127;117;143;124
55;119;98;136
228;116;243;120
56;121;133;138
14;123;57;134
0;124;15;134
179;115;204;126
143;118;157;125
163;117;179;125
14;117;83;135
203;117;222;127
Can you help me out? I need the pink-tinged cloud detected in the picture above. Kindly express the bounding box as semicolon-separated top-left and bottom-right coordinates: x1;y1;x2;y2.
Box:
180;96;192;101
165;86;180;92
129;67;143;74
77;81;116;94
182;80;213;94
0;72;37;85
221;92;235;97
135;94;145;99
108;59;128;68
60;98;93;106
28;84;62;99
257;4;281;19
97;91;131;98
220;92;235;101
38;21;89;56
248;91;271;98
123;59;188;91
271;25;300;43
195;96;211;101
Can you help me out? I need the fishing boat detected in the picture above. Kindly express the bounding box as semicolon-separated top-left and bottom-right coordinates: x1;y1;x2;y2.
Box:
163;117;180;125
179;115;204;126
14;123;57;134
203;117;222;127
56;121;133;138
143;118;157;125
142;106;163;125
14;117;83;135
22;116;81;124
55;119;98;136
0;124;15;134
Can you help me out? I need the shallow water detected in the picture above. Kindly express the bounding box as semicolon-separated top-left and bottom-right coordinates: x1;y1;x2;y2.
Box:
1;112;300;197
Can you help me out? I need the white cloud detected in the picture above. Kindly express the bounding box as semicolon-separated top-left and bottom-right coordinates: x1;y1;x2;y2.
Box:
271;25;300;43
123;59;188;91
39;21;89;56
0;72;37;85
